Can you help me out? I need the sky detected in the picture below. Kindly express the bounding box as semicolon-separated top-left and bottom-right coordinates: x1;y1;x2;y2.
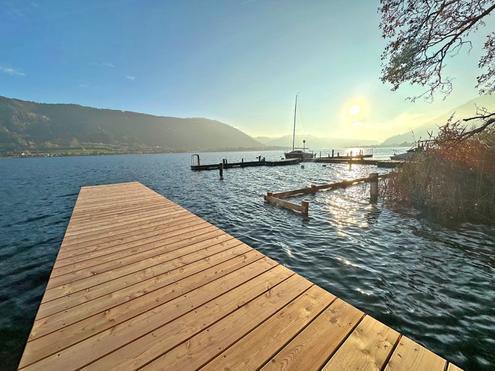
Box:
0;0;492;142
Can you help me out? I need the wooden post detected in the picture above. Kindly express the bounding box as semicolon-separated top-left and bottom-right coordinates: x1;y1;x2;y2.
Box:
331;149;334;158
370;172;378;203
219;162;224;180
301;201;309;216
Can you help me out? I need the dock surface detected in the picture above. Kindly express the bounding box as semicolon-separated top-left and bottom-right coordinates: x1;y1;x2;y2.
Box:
19;182;460;370
191;158;299;171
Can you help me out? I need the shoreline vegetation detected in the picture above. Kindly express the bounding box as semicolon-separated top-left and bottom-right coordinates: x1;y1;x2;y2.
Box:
385;120;495;225
0;145;278;158
0;145;406;158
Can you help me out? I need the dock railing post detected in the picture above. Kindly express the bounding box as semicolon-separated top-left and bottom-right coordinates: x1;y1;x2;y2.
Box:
219;162;224;180
370;172;378;203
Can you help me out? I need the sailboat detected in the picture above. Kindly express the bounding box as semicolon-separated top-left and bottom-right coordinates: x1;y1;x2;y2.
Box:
284;94;315;160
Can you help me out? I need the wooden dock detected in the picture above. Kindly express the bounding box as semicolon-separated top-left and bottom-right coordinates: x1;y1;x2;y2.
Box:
191;158;299;171
314;157;403;168
19;182;461;370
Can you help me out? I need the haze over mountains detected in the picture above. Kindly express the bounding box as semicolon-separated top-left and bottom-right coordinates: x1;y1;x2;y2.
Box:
255;135;378;149
257;96;495;148
0;96;263;154
381;95;495;145
1;95;493;155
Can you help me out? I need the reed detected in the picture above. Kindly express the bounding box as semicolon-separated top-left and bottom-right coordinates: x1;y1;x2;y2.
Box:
384;123;495;224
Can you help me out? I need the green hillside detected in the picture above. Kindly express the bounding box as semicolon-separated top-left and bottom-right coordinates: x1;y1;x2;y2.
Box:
0;96;264;155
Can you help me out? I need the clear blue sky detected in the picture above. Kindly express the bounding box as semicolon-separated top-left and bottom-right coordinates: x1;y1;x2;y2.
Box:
0;0;490;140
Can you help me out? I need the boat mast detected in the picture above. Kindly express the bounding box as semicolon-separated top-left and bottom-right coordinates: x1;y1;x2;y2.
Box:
292;94;298;151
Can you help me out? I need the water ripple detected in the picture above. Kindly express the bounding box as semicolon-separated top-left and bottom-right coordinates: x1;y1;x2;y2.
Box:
0;151;494;370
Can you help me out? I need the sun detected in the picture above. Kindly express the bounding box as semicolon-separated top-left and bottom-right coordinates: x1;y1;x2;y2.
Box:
349;104;361;116
341;96;369;126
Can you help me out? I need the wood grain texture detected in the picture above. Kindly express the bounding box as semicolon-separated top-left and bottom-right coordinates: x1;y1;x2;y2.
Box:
384;336;446;371
322;315;400;371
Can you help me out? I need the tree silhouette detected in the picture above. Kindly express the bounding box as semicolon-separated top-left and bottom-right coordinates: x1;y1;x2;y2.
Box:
380;0;495;101
379;0;495;138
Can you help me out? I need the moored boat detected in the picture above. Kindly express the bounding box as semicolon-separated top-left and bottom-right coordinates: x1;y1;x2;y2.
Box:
284;95;315;160
390;140;431;160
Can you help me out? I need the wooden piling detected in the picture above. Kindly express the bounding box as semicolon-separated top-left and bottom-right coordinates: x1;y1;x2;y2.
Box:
219;162;224;180
265;192;309;216
301;201;309;216
370;172;378;203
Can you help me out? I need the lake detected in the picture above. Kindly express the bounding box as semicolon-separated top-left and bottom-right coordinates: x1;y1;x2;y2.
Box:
0;149;494;370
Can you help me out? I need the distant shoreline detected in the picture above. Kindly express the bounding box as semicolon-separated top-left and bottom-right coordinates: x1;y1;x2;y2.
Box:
0;146;282;158
0;143;412;159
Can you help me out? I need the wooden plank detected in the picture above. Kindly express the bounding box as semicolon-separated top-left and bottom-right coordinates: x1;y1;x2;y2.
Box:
322;315;400;370
52;222;216;270
51;226;221;275
42;238;245;302
46;233;234;288
384;336;446;371
21;250;273;367
84;269;299;371
31;250;265;339
65;204;181;233
20;265;292;370
202;285;336;371
60;213;198;248
270;174;391;199
264;194;305;214
143;277;314;370
448;363;463;371
63;208;190;240
37;243;260;320
70;197;170;216
56;218;207;259
262;299;364;370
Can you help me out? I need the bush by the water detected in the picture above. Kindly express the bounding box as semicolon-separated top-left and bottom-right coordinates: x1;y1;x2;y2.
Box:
385;122;495;224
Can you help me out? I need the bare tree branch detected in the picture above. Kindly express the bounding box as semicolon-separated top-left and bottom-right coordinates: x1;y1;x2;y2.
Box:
380;0;495;101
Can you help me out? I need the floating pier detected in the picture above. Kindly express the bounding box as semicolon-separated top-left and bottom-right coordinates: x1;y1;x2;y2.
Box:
19;182;460;370
315;157;403;168
191;156;299;171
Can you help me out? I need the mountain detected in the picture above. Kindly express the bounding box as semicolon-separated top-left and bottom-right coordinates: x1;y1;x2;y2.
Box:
0;96;264;155
381;95;495;146
255;134;379;149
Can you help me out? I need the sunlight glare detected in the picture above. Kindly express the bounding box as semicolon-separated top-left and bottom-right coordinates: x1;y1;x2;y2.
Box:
341;96;369;128
350;104;361;116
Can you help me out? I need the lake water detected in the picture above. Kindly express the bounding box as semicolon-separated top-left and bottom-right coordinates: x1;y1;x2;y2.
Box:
1;149;494;370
